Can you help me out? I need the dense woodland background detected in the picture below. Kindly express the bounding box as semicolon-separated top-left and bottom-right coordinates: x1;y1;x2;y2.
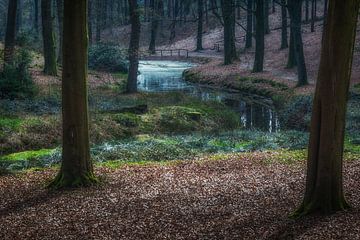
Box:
0;0;360;239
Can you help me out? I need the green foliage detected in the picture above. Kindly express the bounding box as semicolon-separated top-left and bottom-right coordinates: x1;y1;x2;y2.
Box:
88;44;129;73
0;49;37;99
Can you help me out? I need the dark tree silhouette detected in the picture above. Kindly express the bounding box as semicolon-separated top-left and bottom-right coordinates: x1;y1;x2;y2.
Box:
294;0;360;216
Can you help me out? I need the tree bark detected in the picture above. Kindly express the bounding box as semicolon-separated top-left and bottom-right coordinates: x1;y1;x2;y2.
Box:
127;0;141;93
253;0;264;72
280;0;288;49
264;0;270;34
294;0;360;217
56;0;63;64
34;0;39;35
221;0;236;65
287;0;308;86
41;0;57;76
4;0;18;66
49;0;97;189
245;0;253;49
196;0;204;51
149;0;162;53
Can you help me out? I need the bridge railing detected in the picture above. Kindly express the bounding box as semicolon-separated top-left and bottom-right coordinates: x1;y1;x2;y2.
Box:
149;49;189;58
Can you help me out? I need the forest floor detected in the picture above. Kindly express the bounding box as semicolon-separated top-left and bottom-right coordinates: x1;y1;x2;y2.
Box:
1;154;360;239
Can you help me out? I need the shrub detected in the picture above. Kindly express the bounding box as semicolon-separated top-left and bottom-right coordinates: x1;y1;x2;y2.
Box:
0;49;36;99
88;44;128;73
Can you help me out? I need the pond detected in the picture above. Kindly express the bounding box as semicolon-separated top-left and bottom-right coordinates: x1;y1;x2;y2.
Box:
138;60;279;132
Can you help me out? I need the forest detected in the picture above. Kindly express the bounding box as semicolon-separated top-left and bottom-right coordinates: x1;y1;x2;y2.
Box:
0;0;359;239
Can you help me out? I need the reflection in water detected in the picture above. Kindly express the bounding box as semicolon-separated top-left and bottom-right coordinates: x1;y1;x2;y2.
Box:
137;60;280;132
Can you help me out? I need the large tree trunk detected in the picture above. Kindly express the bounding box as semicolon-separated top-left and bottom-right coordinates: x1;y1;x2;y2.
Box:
287;0;308;86
49;0;97;189
196;0;204;51
294;0;360;217
56;0;63;64
4;0;18;66
280;0;288;49
41;0;57;76
127;0;141;93
245;0;253;49
252;0;264;72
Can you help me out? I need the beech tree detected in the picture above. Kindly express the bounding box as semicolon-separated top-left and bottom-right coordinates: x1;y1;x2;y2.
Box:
49;0;97;189
56;0;63;64
287;0;308;86
294;0;360;216
149;0;163;54
41;0;57;75
221;0;237;65
4;0;17;66
245;0;253;49
127;0;141;93
253;0;265;72
196;0;204;51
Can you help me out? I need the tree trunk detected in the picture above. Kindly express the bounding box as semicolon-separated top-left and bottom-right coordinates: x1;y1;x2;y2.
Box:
34;0;39;35
16;0;22;33
41;0;57;76
305;0;309;22
96;0;102;42
88;0;93;44
294;0;359;217
127;0;141;93
245;0;253;48
196;0;204;51
280;0;288;49
149;0;162;53
253;0;264;72
56;0;63;64
310;0;315;32
286;25;296;68
49;0;97;189
288;0;308;86
264;0;270;34
4;0;18;66
221;0;236;65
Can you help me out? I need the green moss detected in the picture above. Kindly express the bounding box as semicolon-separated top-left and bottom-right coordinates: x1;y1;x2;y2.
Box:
112;113;140;127
1;149;55;162
0;117;22;131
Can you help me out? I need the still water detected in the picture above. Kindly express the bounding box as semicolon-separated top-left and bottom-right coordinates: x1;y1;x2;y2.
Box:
137;60;279;132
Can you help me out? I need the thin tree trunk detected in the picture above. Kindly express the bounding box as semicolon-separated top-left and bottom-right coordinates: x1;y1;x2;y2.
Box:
34;0;39;35
294;0;360;217
245;0;253;48
280;0;288;49
288;0;308;86
196;0;204;51
264;0;270;34
16;0;22;33
56;0;63;64
221;0;236;65
4;0;18;66
96;0;102;42
149;0;162;53
127;0;141;93
253;0;264;72
311;0;315;32
50;0;97;189
41;0;57;76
